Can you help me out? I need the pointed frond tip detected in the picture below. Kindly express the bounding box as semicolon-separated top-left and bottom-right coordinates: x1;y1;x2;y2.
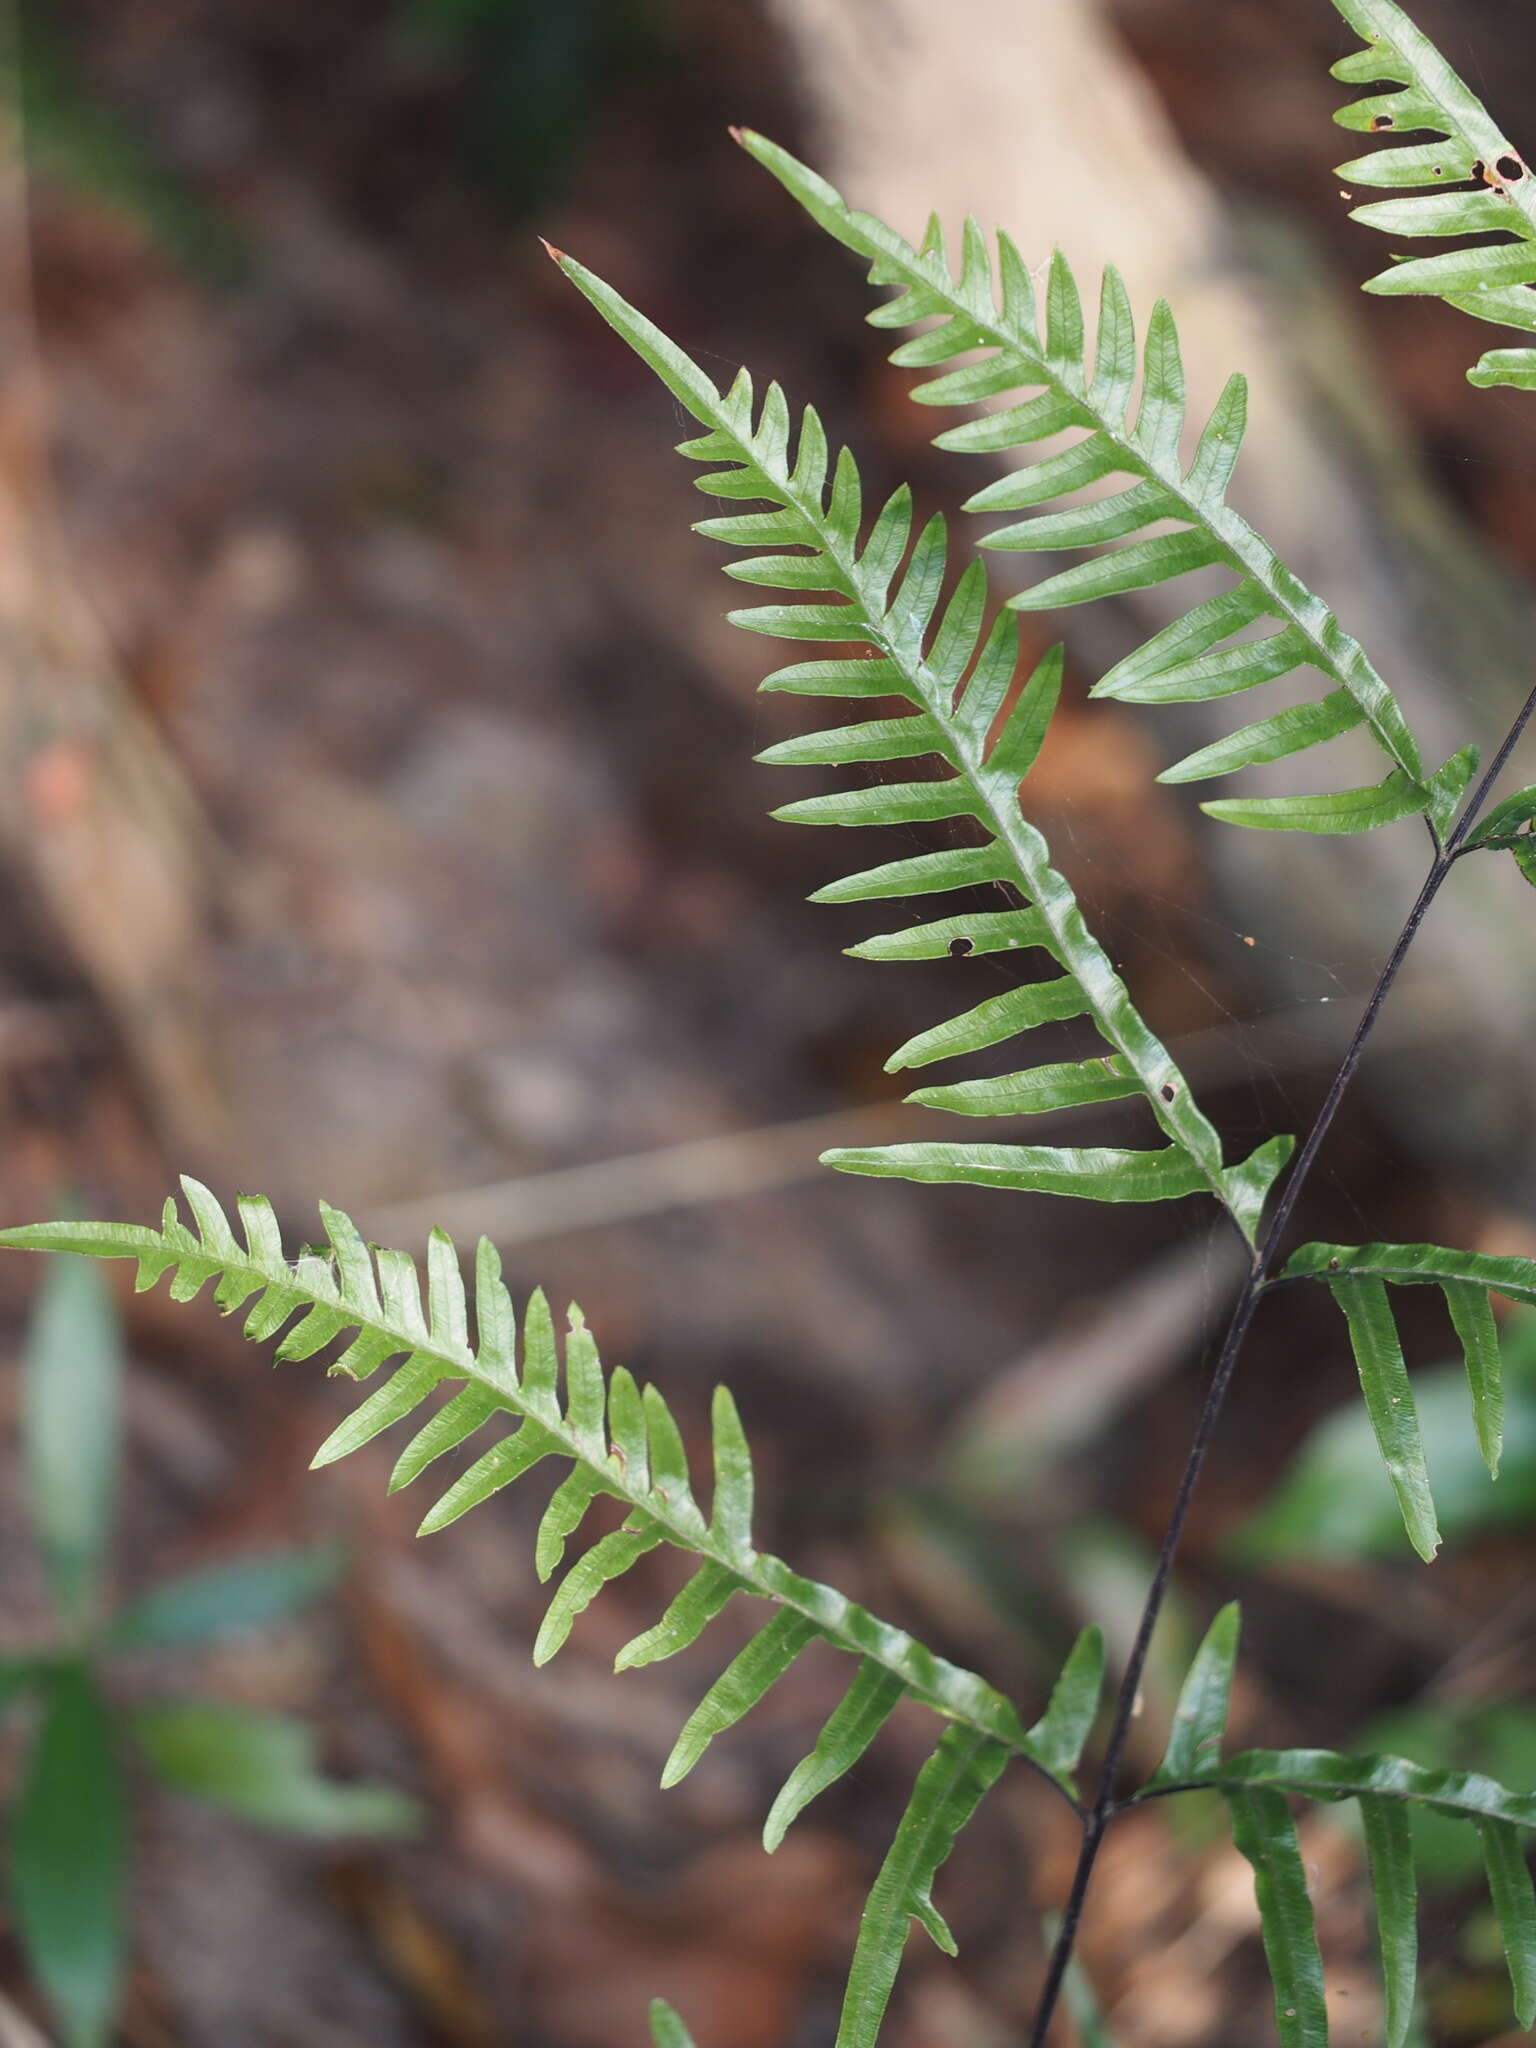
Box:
730;127;1457;834
550;238;1303;1244
1327;0;1536;392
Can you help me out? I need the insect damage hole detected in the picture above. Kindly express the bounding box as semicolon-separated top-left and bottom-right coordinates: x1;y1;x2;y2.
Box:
1160;1082;1178;1103
1371;113;1395;130
1497;155;1526;181
947;936;974;958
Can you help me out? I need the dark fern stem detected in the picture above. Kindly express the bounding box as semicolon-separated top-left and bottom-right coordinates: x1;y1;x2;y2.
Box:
1025;677;1536;2048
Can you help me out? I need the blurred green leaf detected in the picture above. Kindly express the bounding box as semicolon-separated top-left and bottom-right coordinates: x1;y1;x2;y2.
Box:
395;0;661;217
111;1545;343;1650
0;1657;43;1714
1059;1519;1193;1736
1064;1958;1118;2046
1234;1313;1536;1563
1044;1914;1119;2045
649;2000;698;2048
130;1701;420;1835
10;1665;126;2048
17;0;244;281
22;1253;124;1631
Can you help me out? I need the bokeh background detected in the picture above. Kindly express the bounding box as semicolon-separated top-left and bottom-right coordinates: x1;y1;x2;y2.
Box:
3;0;1536;2041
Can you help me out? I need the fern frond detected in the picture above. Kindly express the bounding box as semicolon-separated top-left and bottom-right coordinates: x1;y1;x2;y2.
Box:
732;133;1459;834
1282;1242;1536;1549
1143;1605;1536;2044
549;246;1293;1239
0;1185;1093;2047
650;2002;697;2048
1328;0;1536;392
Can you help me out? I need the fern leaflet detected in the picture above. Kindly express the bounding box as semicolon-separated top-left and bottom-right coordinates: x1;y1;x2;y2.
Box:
649;2002;697;2048
1329;0;1536;393
0;1185;1095;2046
1141;1606;1536;2045
1467;784;1536;889
1282;1241;1536;1552
730;133;1476;837
838;1726;1011;2047
549;244;1292;1235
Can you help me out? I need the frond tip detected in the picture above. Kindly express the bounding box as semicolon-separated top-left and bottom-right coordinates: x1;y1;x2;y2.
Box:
0;1181;1104;2047
550;236;1295;1244
731;128;1472;835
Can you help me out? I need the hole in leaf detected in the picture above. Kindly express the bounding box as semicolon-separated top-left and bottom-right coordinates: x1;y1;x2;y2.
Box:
1160;1083;1177;1102
1473;160;1487;182
948;936;974;958
1371;113;1395;130
1498;155;1525;181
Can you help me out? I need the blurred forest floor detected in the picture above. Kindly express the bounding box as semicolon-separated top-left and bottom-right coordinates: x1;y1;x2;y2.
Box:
2;0;1536;2043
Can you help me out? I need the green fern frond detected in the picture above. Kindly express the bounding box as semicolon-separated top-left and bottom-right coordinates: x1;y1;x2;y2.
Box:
649;2002;697;2048
0;1184;1093;2047
1143;1605;1536;2045
731;132;1462;835
1328;0;1536;392
550;245;1293;1237
1282;1242;1536;1552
